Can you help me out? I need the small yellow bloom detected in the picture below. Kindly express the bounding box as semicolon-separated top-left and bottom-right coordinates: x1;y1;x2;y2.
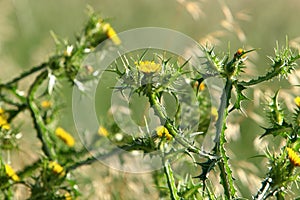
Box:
41;100;52;109
5;164;20;182
294;96;300;107
136;61;162;74
287;147;300;167
55;127;75;147
156;126;172;140
64;192;72;200
199;82;205;91
103;23;121;45
48;161;66;177
193;81;205;92
0;108;10;130
165;132;173;141
211;107;218;118
98;126;109;137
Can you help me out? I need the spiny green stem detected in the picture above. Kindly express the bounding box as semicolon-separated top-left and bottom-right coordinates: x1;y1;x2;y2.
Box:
163;159;180;200
218;161;230;198
67;142;156;171
240;54;300;87
27;70;54;159
182;183;202;199
240;67;281;87
0;62;48;88
67;148;122;171
18;159;42;179
219;109;236;198
214;78;236;199
214;79;232;145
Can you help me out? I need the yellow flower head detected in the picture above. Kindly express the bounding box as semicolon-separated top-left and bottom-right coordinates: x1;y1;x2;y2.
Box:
48;161;66;177
103;23;121;45
41;100;52;109
135;61;162;74
98;126;109;137
55;127;75;147
0;108;10;130
287;147;300;167
211;107;218;118
64;192;72;200
294;96;300;107
199;82;205;91
5;164;20;182
156;126;172;140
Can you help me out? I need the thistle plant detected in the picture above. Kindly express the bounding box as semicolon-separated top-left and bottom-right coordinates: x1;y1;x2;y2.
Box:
1;7;300;200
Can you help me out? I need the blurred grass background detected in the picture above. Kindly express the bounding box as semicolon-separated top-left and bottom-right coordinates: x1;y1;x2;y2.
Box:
1;0;300;199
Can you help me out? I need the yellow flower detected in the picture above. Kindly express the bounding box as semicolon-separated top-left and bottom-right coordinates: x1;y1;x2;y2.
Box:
64;192;72;200
193;81;205;91
48;161;66;177
5;164;20;182
55;127;75;147
0;108;10;130
41;100;52;109
156;126;172;140
211;107;218;118
294;96;300;107
135;61;162;74
103;23;121;45
98;126;109;137
287;147;300;167
199;82;205;91
165;132;173;141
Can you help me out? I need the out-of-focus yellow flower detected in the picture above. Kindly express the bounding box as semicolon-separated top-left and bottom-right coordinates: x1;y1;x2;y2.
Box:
287;147;300;167
5;164;20;182
0;108;10;130
135;61;161;74
48;161;66;177
156;126;172;140
55;127;75;147
211;107;218;118
165;132;172;141
103;23;121;45
199;82;205;91
294;96;300;107
64;192;72;200
98;126;109;137
193;81;205;91
156;126;167;137
41;100;52;109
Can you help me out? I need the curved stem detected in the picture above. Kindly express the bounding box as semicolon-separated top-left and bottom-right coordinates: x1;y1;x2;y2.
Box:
146;87;208;157
213;78;236;199
0;62;48;88
27;70;54;159
163;158;180;200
